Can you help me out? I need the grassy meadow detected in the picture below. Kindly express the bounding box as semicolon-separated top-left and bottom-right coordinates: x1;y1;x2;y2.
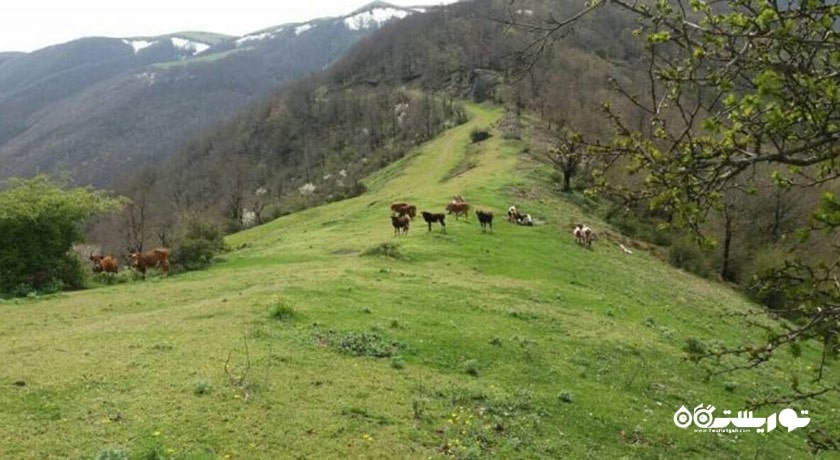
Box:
1;104;837;458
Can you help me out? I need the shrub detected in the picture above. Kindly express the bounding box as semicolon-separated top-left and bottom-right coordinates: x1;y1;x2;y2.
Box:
390;356;406;369
682;337;707;357
313;329;404;358
668;237;714;277
463;359;480;376
0;176;124;296
193;379;212;396
172;220;226;271
361;242;402;259
470;128;491;143
269;297;296;321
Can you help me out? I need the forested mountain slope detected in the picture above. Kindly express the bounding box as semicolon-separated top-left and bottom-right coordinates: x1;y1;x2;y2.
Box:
0;3;424;185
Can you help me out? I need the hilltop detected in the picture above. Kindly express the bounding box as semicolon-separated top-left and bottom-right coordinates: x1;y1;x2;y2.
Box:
0;104;835;458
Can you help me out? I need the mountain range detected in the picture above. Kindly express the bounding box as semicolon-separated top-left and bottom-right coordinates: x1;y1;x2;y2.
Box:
0;2;431;185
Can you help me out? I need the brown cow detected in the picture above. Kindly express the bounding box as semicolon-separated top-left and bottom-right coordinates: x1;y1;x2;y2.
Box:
89;254;119;274
129;248;170;278
445;201;470;220
391;215;410;236
391;203;417;219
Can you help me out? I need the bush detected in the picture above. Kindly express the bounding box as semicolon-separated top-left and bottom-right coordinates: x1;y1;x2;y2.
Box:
193;379;212;396
463;359;480;376
470;128;491;143
668;237;714;277
361;242;402;259
0;176;124;296
172;220;226;271
268;296;296;321
313;329;404;358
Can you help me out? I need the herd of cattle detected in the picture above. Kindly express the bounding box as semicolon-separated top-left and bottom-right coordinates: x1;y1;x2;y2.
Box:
389;195;595;247
87;197;595;278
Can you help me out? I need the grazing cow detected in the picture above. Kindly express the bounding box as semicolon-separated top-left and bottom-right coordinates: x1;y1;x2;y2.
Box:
390;202;408;212
392;204;417;219
573;224;593;248
129;248;170;278
445;201;471;220
391;215;410;236
89;254;119;274
476;210;494;232
507;206;523;222
421;211;446;232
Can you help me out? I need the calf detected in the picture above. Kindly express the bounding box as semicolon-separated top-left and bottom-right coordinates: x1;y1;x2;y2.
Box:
445;201;470;220
421;211;446;232
89;254;119;274
476;210;494;232
129;248;170;278
391;215;410;236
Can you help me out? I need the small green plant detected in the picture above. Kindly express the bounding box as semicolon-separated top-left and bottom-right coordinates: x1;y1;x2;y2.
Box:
313;329;405;358
151;342;173;351
463;359;480;376
94;447;130;460
559;392;574;403
389;318;403;329
268;296;296;321
723;382;737;392
506;310;539;321
412;397;428;420
193;379;211;396
361;242;402;259
391;355;406;370
488;336;502;346
682;337;707;356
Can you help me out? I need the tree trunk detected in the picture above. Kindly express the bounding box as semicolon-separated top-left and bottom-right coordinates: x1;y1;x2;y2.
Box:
721;206;735;282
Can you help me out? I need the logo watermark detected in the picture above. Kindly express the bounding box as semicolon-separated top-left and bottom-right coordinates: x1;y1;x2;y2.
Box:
673;404;810;433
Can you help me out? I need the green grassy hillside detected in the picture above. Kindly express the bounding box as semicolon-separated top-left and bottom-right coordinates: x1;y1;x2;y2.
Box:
1;104;836;458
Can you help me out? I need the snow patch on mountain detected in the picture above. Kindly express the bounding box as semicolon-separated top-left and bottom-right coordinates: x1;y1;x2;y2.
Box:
294;24;313;35
343;7;410;30
235;31;275;46
171;37;210;55
123;39;157;53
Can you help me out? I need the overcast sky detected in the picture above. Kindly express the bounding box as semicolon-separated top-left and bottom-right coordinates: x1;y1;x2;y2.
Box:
0;1;457;53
